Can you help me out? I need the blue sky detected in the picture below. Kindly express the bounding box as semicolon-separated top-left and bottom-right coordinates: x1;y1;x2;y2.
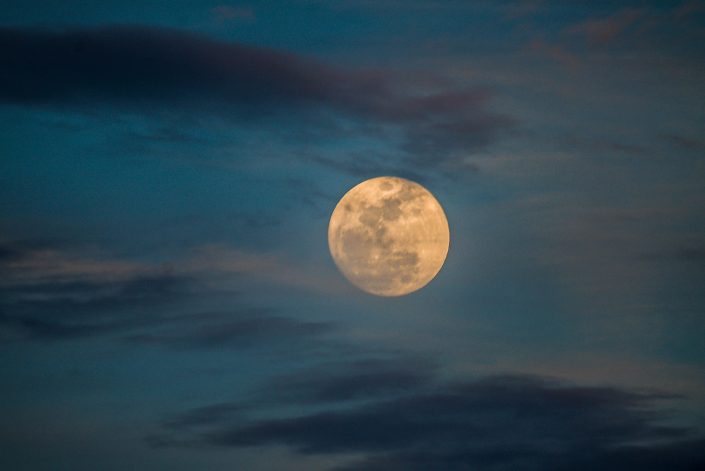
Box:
2;1;705;470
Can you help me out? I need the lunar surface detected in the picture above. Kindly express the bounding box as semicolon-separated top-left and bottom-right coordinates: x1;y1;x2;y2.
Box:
328;176;450;296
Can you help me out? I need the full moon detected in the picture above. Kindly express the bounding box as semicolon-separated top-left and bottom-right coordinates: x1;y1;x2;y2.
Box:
328;176;450;296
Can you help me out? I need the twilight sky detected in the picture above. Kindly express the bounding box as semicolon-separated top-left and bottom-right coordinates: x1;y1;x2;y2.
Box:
1;1;705;470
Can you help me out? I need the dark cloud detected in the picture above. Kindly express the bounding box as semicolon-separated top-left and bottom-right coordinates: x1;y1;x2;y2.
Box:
565;137;648;157
1;278;331;347
676;246;705;267
0;273;192;340
155;373;703;470
257;357;437;404
0;243;333;347
0;241;186;339
0;238;71;262
0;244;24;262
148;356;436;449
640;244;705;269
335;439;705;471
0;26;338;110
662;133;705;151
0;26;511;171
126;311;332;350
162;402;247;430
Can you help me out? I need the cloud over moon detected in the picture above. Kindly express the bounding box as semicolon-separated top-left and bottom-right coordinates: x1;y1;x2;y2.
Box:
0;26;512;170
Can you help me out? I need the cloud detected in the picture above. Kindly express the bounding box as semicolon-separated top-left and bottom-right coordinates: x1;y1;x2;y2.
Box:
522;2;705;76
675;245;705;268
566;8;644;45
256;357;437;404
126;310;332;350
0;274;189;339
151;355;437;444
0;26;336;109
675;0;705;18
0;242;336;344
306;152;431;184
662;133;705;151
154;373;704;470
182;244;350;295
336;438;705;471
0;25;511;171
0;242;191;339
0;246;153;285
502;0;545;20
0;241;345;302
210;5;255;23
527;38;580;68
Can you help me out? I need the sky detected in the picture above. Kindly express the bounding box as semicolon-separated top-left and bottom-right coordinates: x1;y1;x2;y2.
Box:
1;1;705;469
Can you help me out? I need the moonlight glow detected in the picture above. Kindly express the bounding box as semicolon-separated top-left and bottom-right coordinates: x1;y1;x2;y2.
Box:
328;176;450;296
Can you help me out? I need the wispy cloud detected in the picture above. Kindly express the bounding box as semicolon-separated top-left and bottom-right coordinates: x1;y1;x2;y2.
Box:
0;241;341;343
182;244;350;295
0;241;346;298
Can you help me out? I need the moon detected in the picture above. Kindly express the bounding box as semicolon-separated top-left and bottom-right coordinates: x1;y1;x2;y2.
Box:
328;176;450;296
